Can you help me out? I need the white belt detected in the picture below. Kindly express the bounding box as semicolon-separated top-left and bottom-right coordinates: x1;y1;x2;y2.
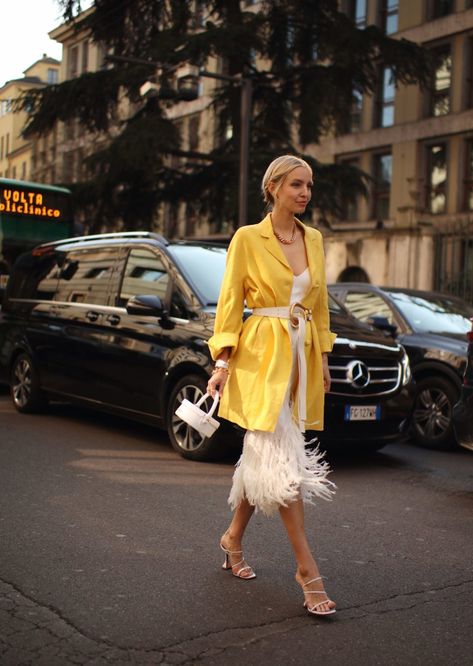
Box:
252;303;312;431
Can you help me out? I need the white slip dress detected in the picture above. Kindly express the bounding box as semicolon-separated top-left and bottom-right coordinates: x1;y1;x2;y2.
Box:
228;267;336;517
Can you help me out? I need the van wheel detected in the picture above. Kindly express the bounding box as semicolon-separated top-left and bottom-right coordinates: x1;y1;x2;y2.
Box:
167;374;224;461
10;353;48;413
411;376;458;450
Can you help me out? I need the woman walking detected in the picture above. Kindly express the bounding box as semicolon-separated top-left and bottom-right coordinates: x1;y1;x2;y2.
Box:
207;155;337;616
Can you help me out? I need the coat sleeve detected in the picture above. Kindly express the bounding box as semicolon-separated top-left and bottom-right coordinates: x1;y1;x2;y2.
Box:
207;229;246;361
314;232;337;354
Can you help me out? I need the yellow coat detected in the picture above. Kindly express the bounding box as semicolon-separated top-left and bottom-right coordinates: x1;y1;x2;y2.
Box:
208;214;337;432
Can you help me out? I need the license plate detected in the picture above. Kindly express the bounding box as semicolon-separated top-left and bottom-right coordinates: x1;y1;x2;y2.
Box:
344;405;381;421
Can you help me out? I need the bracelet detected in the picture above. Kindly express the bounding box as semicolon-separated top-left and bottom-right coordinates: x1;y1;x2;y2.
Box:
212;367;229;375
215;359;229;369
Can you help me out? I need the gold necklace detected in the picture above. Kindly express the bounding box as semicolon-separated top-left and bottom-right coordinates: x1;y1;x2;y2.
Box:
271;216;297;245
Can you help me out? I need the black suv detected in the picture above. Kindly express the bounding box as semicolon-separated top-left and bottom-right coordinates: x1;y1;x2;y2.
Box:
329;282;473;450
0;232;414;460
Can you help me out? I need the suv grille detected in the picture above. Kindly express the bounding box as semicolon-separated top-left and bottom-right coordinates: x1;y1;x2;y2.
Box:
329;356;401;397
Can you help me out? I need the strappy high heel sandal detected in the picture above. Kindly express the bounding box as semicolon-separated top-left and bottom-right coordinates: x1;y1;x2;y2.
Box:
302;576;336;616
220;543;256;580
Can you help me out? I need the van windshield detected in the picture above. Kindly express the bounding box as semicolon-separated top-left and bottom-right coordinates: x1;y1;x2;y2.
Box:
168;244;227;304
169;243;348;315
387;291;473;335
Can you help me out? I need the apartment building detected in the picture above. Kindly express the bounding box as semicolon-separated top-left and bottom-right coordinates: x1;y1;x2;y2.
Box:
43;1;473;297
316;0;473;299
0;56;60;182
31;8;108;190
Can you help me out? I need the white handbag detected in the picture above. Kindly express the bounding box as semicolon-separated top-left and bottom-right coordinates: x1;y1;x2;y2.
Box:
174;391;220;438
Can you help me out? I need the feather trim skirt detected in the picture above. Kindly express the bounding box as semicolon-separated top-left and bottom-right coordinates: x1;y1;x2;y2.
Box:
228;394;336;517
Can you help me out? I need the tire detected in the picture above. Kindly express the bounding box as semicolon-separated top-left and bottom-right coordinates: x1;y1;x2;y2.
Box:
411;375;458;450
10;353;48;414
166;373;227;461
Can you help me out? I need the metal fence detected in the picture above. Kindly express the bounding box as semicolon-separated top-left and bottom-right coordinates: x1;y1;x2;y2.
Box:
434;218;473;304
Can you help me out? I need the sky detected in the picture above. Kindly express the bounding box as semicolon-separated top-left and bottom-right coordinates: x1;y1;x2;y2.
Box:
0;0;67;87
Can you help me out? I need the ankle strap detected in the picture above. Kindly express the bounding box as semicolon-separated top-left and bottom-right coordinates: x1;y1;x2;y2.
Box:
302;576;322;588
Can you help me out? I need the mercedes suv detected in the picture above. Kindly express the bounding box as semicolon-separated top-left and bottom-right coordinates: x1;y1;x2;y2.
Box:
0;232;414;460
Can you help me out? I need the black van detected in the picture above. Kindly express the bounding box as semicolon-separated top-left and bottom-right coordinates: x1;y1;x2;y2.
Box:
0;232;414;460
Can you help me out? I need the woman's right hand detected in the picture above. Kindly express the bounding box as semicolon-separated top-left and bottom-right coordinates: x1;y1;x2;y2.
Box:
207;368;228;398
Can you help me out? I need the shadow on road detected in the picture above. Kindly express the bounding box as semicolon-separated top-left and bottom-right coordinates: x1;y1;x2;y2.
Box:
19;399;419;473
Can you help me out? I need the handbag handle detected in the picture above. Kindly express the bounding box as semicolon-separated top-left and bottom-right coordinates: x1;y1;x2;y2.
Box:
195;391;219;418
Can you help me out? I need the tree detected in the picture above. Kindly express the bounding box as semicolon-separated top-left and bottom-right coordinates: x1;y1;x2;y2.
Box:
19;0;432;234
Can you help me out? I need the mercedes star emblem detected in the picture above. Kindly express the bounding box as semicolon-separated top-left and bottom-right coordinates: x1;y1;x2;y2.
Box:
346;360;370;388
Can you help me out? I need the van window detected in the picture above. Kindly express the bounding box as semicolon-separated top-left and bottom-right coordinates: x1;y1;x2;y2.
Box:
54;248;119;305
4;248;61;306
119;248;169;306
344;291;396;325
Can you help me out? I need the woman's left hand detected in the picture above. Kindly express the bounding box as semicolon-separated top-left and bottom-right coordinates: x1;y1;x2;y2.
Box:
322;353;331;393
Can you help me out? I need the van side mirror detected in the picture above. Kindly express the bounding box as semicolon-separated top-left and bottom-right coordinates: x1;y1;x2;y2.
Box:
126;294;166;317
368;315;398;338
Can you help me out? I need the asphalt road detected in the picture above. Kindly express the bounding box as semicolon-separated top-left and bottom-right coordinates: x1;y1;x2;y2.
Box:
0;389;472;666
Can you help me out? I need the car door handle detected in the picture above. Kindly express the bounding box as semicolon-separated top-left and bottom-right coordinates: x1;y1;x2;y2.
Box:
86;310;101;322
106;314;121;326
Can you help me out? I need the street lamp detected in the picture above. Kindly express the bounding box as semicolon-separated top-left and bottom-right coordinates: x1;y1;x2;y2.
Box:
107;54;252;228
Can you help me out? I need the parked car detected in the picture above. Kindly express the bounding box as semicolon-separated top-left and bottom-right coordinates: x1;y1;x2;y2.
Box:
0;232;413;460
329;282;473;450
453;318;473;453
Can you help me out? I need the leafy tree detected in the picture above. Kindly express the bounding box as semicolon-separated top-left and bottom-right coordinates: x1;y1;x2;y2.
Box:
19;0;431;234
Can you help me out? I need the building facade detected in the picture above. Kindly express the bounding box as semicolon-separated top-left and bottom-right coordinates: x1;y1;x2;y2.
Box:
317;0;473;300
40;0;473;299
0;56;60;182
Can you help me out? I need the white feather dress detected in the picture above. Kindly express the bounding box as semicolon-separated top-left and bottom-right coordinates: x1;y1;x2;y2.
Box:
228;268;336;516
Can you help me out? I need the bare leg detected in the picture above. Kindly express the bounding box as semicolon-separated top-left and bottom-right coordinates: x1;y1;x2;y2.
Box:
220;498;255;578
279;498;336;613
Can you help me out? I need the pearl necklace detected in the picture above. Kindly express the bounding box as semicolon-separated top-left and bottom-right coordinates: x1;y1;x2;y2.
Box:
271;216;297;245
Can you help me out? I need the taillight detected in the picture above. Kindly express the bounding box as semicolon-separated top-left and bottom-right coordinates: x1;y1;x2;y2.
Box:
468;330;473;343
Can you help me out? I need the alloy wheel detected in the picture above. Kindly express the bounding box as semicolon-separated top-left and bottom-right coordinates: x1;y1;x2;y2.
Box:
413;387;452;439
171;382;213;452
12;357;33;409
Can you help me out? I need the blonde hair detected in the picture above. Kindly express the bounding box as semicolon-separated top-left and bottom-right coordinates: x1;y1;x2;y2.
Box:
261;155;313;208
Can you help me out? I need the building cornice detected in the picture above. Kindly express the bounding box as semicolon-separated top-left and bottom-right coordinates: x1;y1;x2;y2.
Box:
323;109;473;156
395;8;473;44
49;6;94;44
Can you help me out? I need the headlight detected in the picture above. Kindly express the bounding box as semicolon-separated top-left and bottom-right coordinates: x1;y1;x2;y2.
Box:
401;350;411;386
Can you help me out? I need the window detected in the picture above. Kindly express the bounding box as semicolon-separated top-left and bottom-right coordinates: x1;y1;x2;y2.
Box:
464;140;473;211
5;133;9;156
466;38;473;109
81;41;89;73
193;1;206;28
0;136;3;160
188;116;200;151
345;0;367;27
21;161;26;179
426;143;447;214
374;67;395;127
63;152;76;182
430;46;452;116
0;98;12;116
55;249;118;305
12;166;16;179
372;153;392;220
339;157;360;221
47;68;58;84
380;0;399;34
429;0;454;19
349;90;363;133
119;249;169;307
68;45;79;78
5;250;61;304
65;120;76;141
343;291;397;326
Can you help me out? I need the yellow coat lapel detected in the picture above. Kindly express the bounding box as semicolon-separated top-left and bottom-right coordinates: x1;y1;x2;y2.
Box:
259;214;292;272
